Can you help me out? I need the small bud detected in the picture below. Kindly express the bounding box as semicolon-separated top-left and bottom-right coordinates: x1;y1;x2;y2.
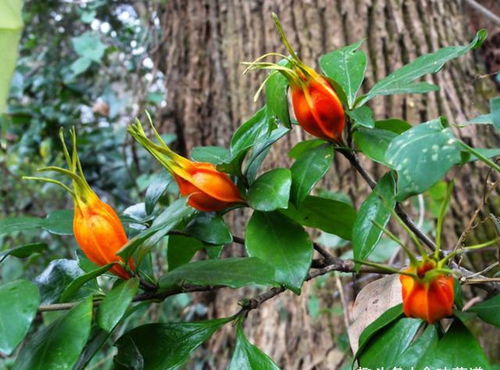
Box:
399;260;454;324
128;119;244;212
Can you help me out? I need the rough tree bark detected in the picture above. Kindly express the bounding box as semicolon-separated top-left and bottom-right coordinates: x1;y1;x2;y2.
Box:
156;0;498;368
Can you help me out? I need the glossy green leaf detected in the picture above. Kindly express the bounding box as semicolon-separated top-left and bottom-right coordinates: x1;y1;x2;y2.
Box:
386;118;462;200
0;210;73;236
0;280;40;355
118;198;195;262
98;278;139;332
288;139;326;159
246;211;312;293
374;118;411;134
492;96;500;130
145;171;171;214
35;259;85;304
0;0;23;113
114;317;233;369
14;297;93;369
356;303;403;356
42;209;74;235
348;105;374;128
191;146;230;165
0;243;47;262
247;168;291;211
243;126;289;182
0;216;44;235
167;235;204;270
398;324;439;367
319;40;367;108
358;318;422;368
185;213;232;245
281;196;356;240
353;173;396;269
290;143;334;205
266;64;290;127
416;319;489;368
229;323;280;370
230;107;268;157
159;257;276;290
358;30;487;105
466;113;493;125
59;263;113;302
353;127;397;165
468;294;500;327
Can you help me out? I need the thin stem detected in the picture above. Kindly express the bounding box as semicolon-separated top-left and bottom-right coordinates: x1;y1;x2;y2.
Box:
22;176;75;198
371;220;417;265
459;141;500;172
463;238;500;251
435;182;454;259
271;13;299;61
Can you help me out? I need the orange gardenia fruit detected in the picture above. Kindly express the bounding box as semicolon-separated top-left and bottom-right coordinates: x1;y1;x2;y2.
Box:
128;120;244;212
400;261;454;324
26;129;134;279
290;72;345;141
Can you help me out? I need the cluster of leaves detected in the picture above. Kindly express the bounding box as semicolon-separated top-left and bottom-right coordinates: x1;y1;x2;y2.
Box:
1;9;499;370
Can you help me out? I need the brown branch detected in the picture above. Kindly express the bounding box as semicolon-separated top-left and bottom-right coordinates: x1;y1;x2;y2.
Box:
337;149;437;251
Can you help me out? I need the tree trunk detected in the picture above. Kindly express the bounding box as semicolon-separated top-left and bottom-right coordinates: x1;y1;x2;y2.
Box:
156;0;498;368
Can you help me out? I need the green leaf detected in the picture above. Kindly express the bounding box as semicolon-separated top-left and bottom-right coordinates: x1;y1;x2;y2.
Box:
247;168;291;211
398;325;439;367
191;146;230;165
114;317;232;370
167;235;204;270
0;280;40;355
358;318;423;368
14;297;93;369
145;171;171;214
491;96;500;130
348;105;374;128
352;173;396;268
42;209;74;235
159;257;276;290
98;278;139;332
229;322;280;370
468;294;500;327
71;32;107;62
466;113;493;125
0;243;47;261
356;303;403;356
231;107;268;157
416;319;489;369
0;0;23;113
266;66;290;127
0;216;44;235
358;30;487;105
186;213;232;245
118;198;195;262
290;143;334;205
319;40;367;109
35;259;85;304
59;263;113;302
281;196;356;240
70;57;92;76
385;118;462;200
353;127;397;165
243;126;289;182
245;211;312;293
0;210;73;236
288;139;326;159
374;118;411;134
